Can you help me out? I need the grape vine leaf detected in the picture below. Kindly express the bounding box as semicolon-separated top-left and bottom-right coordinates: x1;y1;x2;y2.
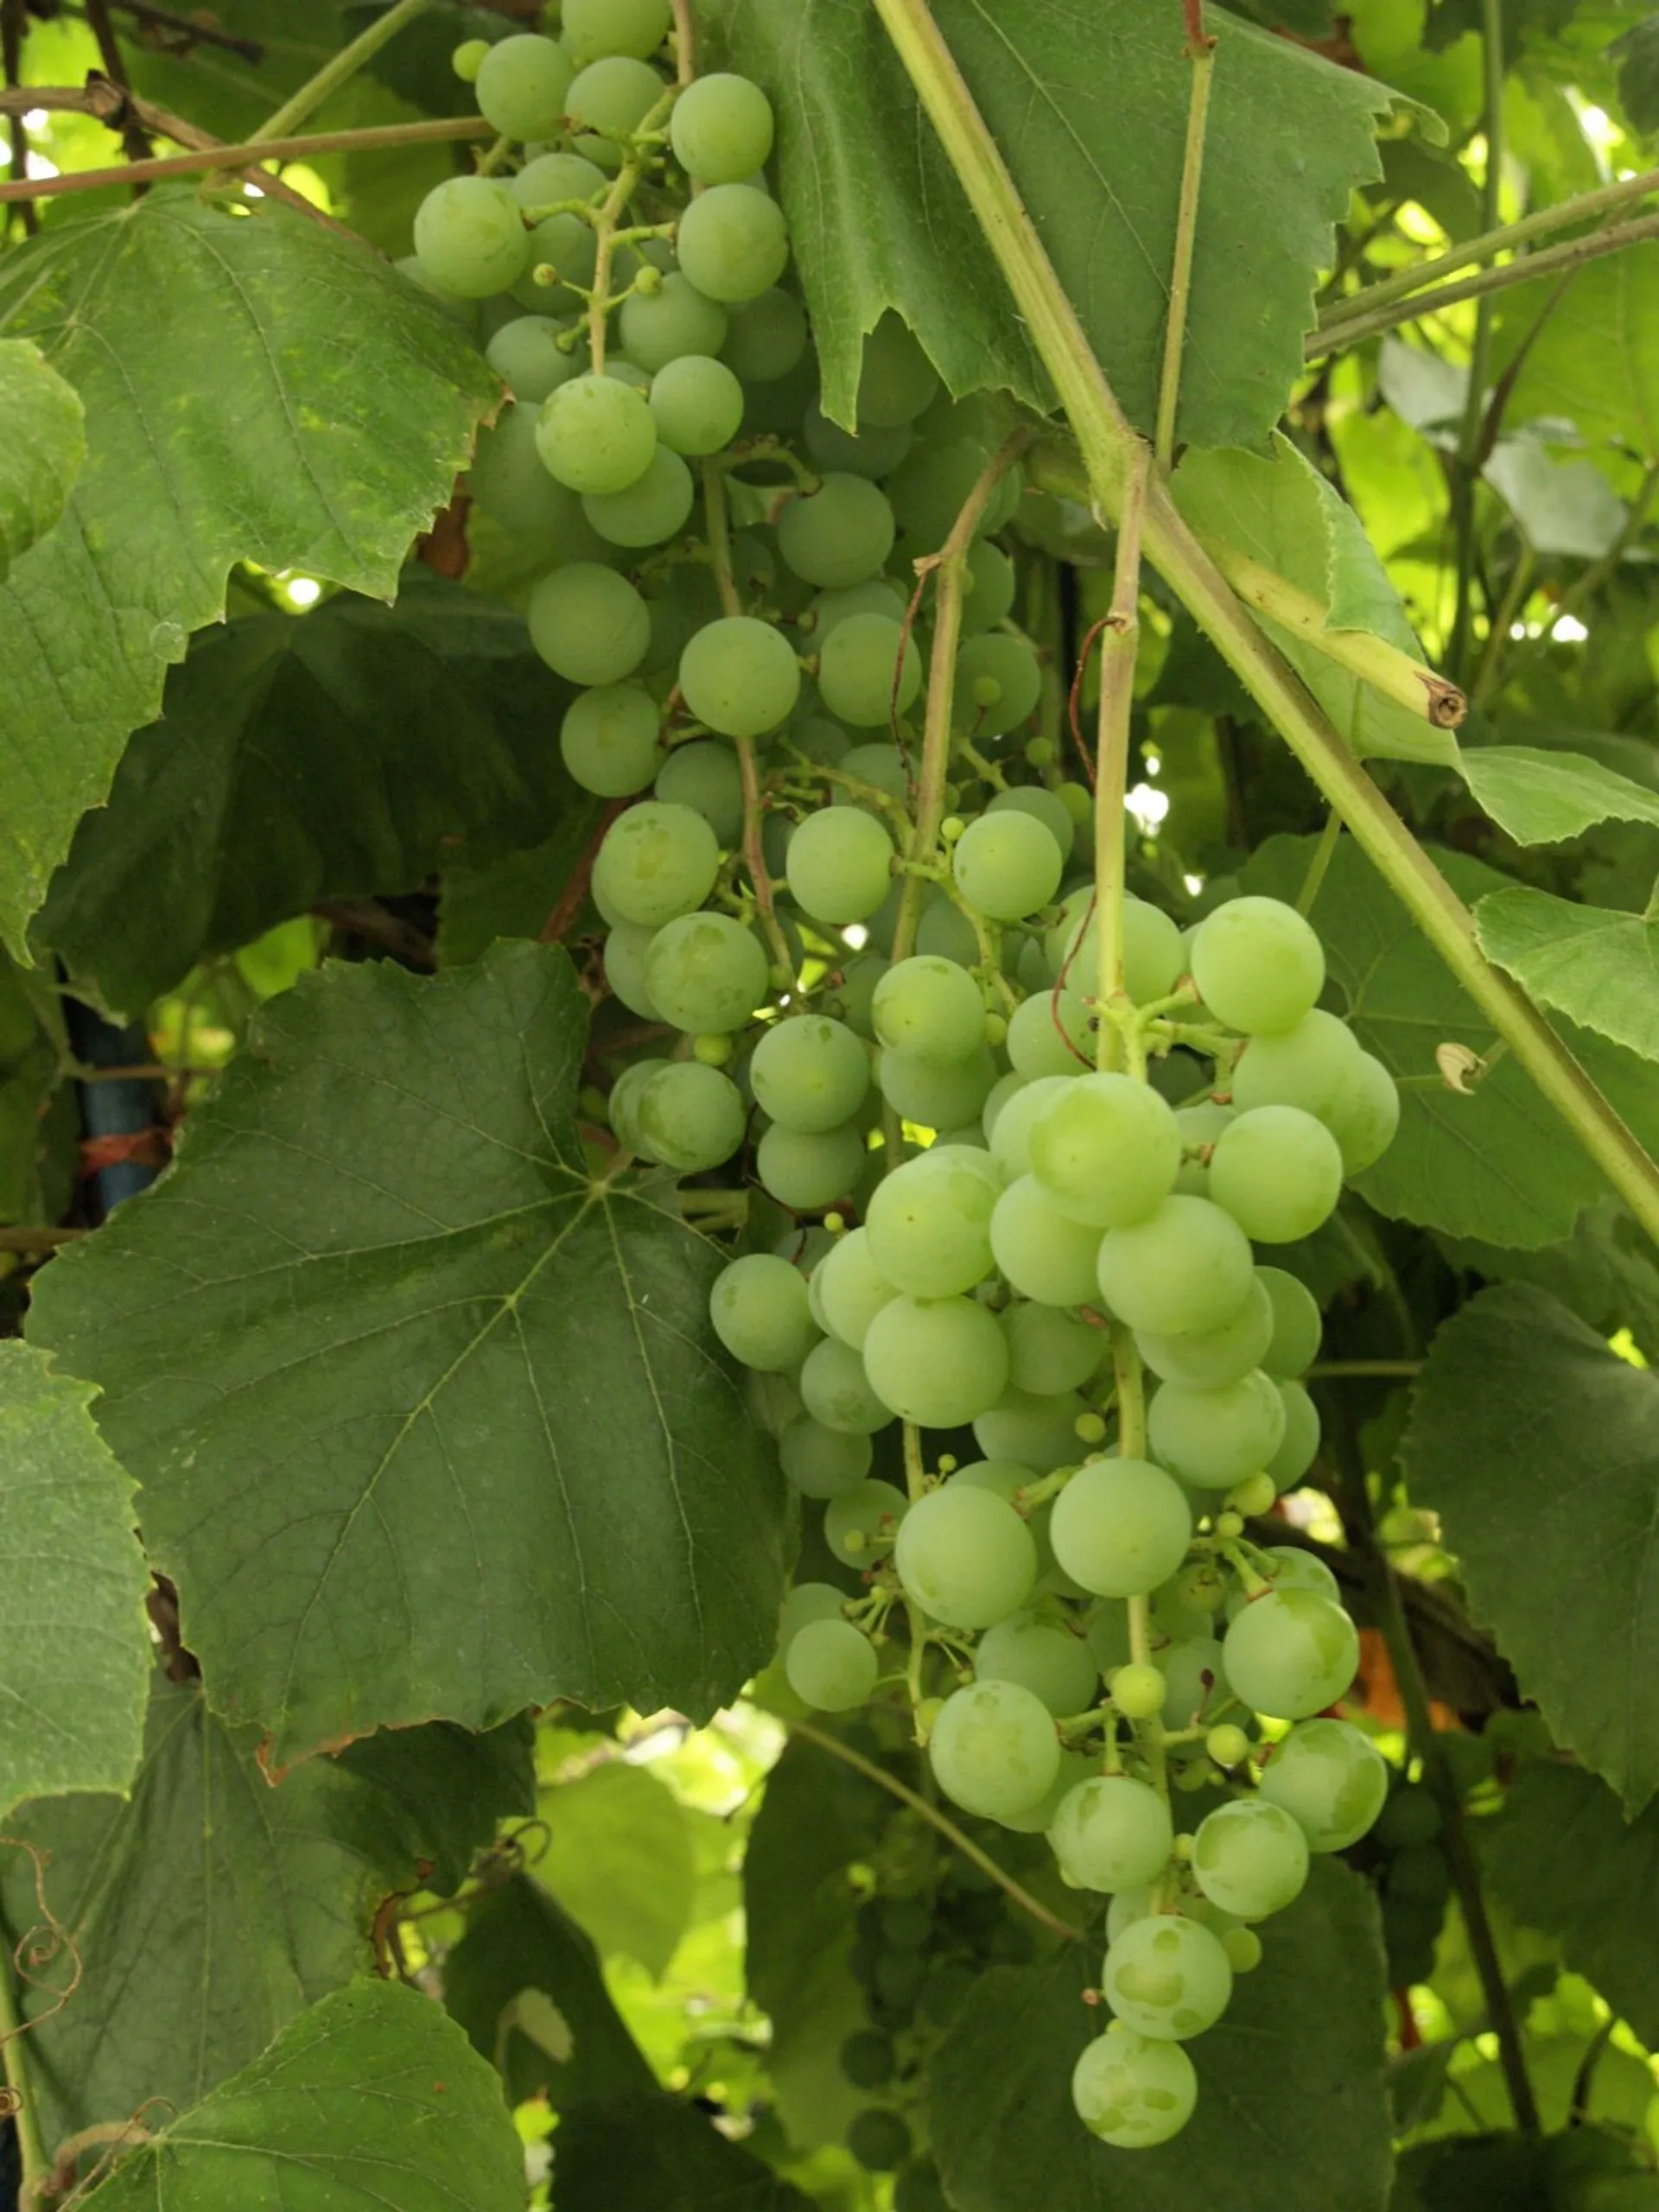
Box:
0;1344;149;1818
930;1861;1391;2212
744;1733;895;2147
444;1872;812;2208
438;816;607;965
0;952;76;1230
702;0;1407;453
1438;1195;1659;1363
1403;1284;1659;1812
27;941;788;1764
444;1872;660;2107
1613;16;1659;135
35;576;588;1017
0;338;84;582
1482;1759;1659;2050
1497;254;1659;459
1460;745;1659;844
1244;835;1659;1246
535;1761;697;1980
0;189;498;960
1475;888;1659;1065
0;1668;532;2146
1172;435;1461;767
77;1977;525;2212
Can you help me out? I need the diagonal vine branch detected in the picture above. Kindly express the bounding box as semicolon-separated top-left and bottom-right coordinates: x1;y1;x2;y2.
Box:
868;0;1659;1250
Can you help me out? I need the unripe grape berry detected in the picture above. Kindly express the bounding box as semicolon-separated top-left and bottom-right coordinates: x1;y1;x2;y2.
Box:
1207;1723;1251;1768
452;37;489;80
1224;1927;1264;1973
1215;1510;1245;1539
1230;1471;1278;1517
693;1033;732;1066
1111;1662;1166;1719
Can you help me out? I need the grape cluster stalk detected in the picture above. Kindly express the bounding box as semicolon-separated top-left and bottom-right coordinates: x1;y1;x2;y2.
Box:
410;6;1406;2158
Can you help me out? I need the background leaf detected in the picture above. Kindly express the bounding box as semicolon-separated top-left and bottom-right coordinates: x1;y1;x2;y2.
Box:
1173;435;1460;766
1403;1284;1659;1811
1481;1760;1659;2050
0;1343;149;1817
536;1761;697;1980
36;575;588;1015
79;1977;525;2212
0;1670;531;2145
28;942;788;1763
1497;254;1659;461
930;1862;1391;2212
1475;888;1659;1063
0;190;496;957
443;1872;810;2205
703;0;1401;452
744;1734;893;2149
1460;746;1659;844
0;337;84;581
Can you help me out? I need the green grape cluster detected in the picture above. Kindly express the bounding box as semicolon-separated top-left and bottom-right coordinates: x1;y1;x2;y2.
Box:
411;21;1407;2158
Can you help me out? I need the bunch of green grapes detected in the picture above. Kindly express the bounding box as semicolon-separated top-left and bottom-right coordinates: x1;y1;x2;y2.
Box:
410;16;1405;2157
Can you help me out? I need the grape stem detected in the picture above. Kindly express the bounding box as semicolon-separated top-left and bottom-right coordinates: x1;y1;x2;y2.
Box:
0;1939;48;2201
250;0;434;145
900;1424;932;1722
0;112;491;207
870;0;1659;1250
700;461;797;983
1154;5;1215;471
890;429;1034;966
1091;442;1149;1072
786;1718;1084;1943
669;0;696;85
585;91;677;376
1110;1331;1170;1801
1198;539;1466;731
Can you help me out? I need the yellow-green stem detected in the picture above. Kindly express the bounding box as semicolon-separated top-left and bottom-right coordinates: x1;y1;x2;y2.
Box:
586;92;674;374
1203;539;1465;731
251;0;432;143
1155;27;1214;472
870;0;1659;1250
0;1951;47;2200
702;461;795;981
1318;164;1659;330
1093;446;1150;1065
890;429;1033;964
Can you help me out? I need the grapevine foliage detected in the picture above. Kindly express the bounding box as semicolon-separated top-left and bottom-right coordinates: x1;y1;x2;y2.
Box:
0;2;1656;2209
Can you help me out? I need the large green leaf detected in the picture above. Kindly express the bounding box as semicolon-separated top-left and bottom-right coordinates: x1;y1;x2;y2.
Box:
1499;253;1659;459
444;1873;810;2206
1403;1284;1659;1812
702;0;1400;452
27;942;787;1763
1482;1760;1659;2050
744;1733;893;2149
36;577;586;1016
930;1862;1390;2212
0;952;75;1228
1173;436;1459;767
444;1872;658;2108
1438;1196;1659;1363
0;338;84;581
79;1978;524;2211
0;190;496;958
1243;835;1659;1247
0;1669;531;2147
536;1761;697;1979
1475;888;1659;1064
1460;745;1659;845
0;1344;149;1817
